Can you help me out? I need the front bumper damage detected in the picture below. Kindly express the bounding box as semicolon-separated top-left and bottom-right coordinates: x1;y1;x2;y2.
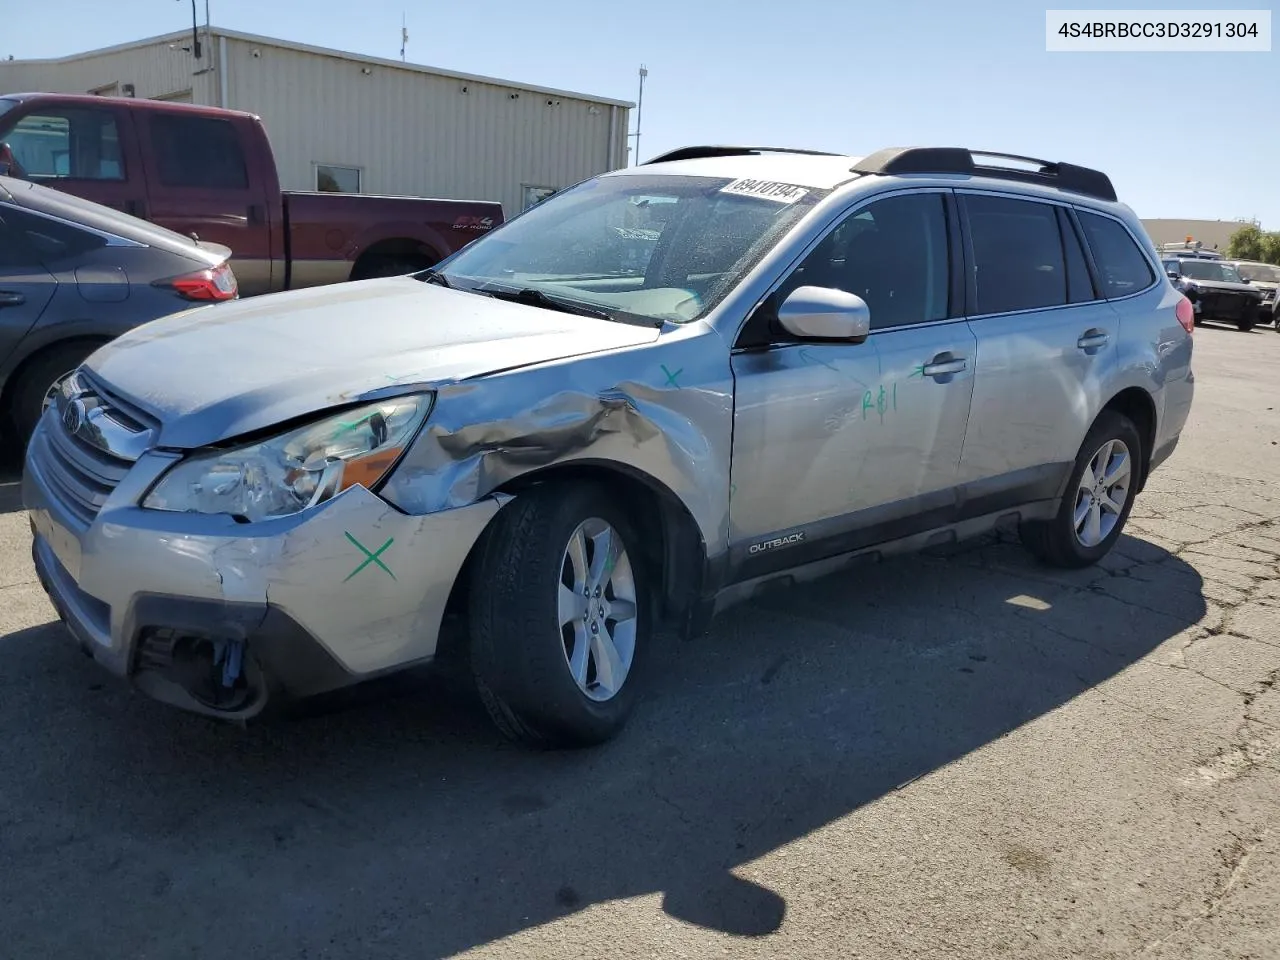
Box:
24;430;502;720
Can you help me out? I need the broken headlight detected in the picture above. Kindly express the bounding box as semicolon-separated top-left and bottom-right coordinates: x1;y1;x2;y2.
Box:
143;394;433;521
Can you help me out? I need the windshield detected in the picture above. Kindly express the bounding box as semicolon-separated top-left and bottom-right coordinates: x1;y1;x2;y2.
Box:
436;173;829;324
1236;262;1280;283
1180;260;1243;282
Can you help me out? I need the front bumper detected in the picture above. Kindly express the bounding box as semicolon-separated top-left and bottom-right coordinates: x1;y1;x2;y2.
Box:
1188;290;1261;322
24;417;501;719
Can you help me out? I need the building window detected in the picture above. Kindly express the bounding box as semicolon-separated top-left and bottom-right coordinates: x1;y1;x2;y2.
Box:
522;185;557;210
3;108;125;181
316;164;361;193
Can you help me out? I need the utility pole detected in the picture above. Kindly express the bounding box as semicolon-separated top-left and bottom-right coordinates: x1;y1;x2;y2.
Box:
628;65;648;166
400;12;409;62
177;0;203;58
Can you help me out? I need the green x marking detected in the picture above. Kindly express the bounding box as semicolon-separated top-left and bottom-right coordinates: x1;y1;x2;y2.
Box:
344;532;396;582
661;364;683;388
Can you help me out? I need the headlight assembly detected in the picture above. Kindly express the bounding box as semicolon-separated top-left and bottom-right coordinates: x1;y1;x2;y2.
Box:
143;393;433;521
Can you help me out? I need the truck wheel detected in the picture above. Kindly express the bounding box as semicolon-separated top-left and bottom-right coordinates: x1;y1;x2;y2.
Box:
352;256;434;281
469;482;650;748
1237;319;1256;332
1020;410;1142;569
6;341;103;452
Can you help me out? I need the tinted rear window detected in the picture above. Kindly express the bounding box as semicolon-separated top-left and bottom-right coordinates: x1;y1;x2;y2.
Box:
966;194;1067;314
0;204;106;264
1078;212;1155;297
8;180;196;251
150;115;249;189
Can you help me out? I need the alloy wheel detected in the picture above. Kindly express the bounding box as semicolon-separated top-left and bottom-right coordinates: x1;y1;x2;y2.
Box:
557;518;638;702
1073;438;1132;548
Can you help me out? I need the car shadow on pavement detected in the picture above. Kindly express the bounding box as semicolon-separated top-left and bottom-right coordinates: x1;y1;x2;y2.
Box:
0;532;1205;959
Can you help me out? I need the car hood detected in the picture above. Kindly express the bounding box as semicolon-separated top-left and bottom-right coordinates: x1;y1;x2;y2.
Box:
85;276;662;449
1184;278;1259;295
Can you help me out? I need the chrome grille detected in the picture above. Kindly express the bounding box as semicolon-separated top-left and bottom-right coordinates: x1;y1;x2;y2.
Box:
33;371;155;526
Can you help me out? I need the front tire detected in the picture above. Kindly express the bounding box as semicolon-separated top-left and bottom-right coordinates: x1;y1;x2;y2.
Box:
1021;410;1142;569
469;482;650;748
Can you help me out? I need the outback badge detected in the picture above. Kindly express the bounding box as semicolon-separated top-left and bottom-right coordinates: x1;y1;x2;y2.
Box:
748;532;806;555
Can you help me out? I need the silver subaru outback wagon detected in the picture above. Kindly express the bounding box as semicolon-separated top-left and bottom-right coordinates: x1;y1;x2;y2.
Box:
23;145;1196;747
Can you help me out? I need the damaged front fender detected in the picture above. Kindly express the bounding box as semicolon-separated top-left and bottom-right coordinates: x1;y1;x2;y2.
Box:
377;333;735;554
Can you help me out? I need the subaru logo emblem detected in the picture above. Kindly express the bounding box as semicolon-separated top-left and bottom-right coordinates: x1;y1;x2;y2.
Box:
62;398;86;436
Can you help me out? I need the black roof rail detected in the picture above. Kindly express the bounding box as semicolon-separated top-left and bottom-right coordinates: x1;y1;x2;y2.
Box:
850;147;1118;202
643;145;842;165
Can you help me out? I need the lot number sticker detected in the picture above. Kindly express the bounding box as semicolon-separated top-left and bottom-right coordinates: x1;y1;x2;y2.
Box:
719;179;810;204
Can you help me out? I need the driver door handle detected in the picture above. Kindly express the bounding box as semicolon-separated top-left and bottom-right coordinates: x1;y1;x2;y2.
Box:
1077;329;1110;350
922;356;967;378
0;291;25;307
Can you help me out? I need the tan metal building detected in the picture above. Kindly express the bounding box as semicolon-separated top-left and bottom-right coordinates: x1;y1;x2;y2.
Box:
0;28;633;216
1140;219;1257;254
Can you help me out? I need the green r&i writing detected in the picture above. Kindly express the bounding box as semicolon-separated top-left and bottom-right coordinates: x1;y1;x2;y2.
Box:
861;383;898;422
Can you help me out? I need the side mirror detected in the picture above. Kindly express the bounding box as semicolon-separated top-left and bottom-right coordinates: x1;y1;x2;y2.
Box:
1166;270;1180;280
777;285;871;341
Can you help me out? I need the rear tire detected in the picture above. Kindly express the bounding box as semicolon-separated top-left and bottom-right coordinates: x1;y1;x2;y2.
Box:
1021;410;1142;569
469;482;651;748
1237;319;1256;332
6;341;103;452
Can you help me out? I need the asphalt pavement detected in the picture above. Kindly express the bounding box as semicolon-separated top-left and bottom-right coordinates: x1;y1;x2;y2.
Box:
0;322;1277;959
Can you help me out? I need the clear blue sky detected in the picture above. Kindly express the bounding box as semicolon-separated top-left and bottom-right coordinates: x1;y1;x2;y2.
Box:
4;0;1276;225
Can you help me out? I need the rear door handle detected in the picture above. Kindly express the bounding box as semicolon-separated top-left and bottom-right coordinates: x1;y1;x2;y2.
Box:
1077;329;1110;350
922;356;967;378
0;291;25;307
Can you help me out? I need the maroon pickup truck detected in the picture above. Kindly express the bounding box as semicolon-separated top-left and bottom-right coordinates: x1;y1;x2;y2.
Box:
0;93;504;296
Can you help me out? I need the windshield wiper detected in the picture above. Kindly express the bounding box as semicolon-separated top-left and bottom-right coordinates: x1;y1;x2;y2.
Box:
417;269;451;288
478;286;616;321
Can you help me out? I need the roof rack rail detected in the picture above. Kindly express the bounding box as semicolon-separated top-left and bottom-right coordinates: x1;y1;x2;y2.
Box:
643;145;842;165
850;147;1118;202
